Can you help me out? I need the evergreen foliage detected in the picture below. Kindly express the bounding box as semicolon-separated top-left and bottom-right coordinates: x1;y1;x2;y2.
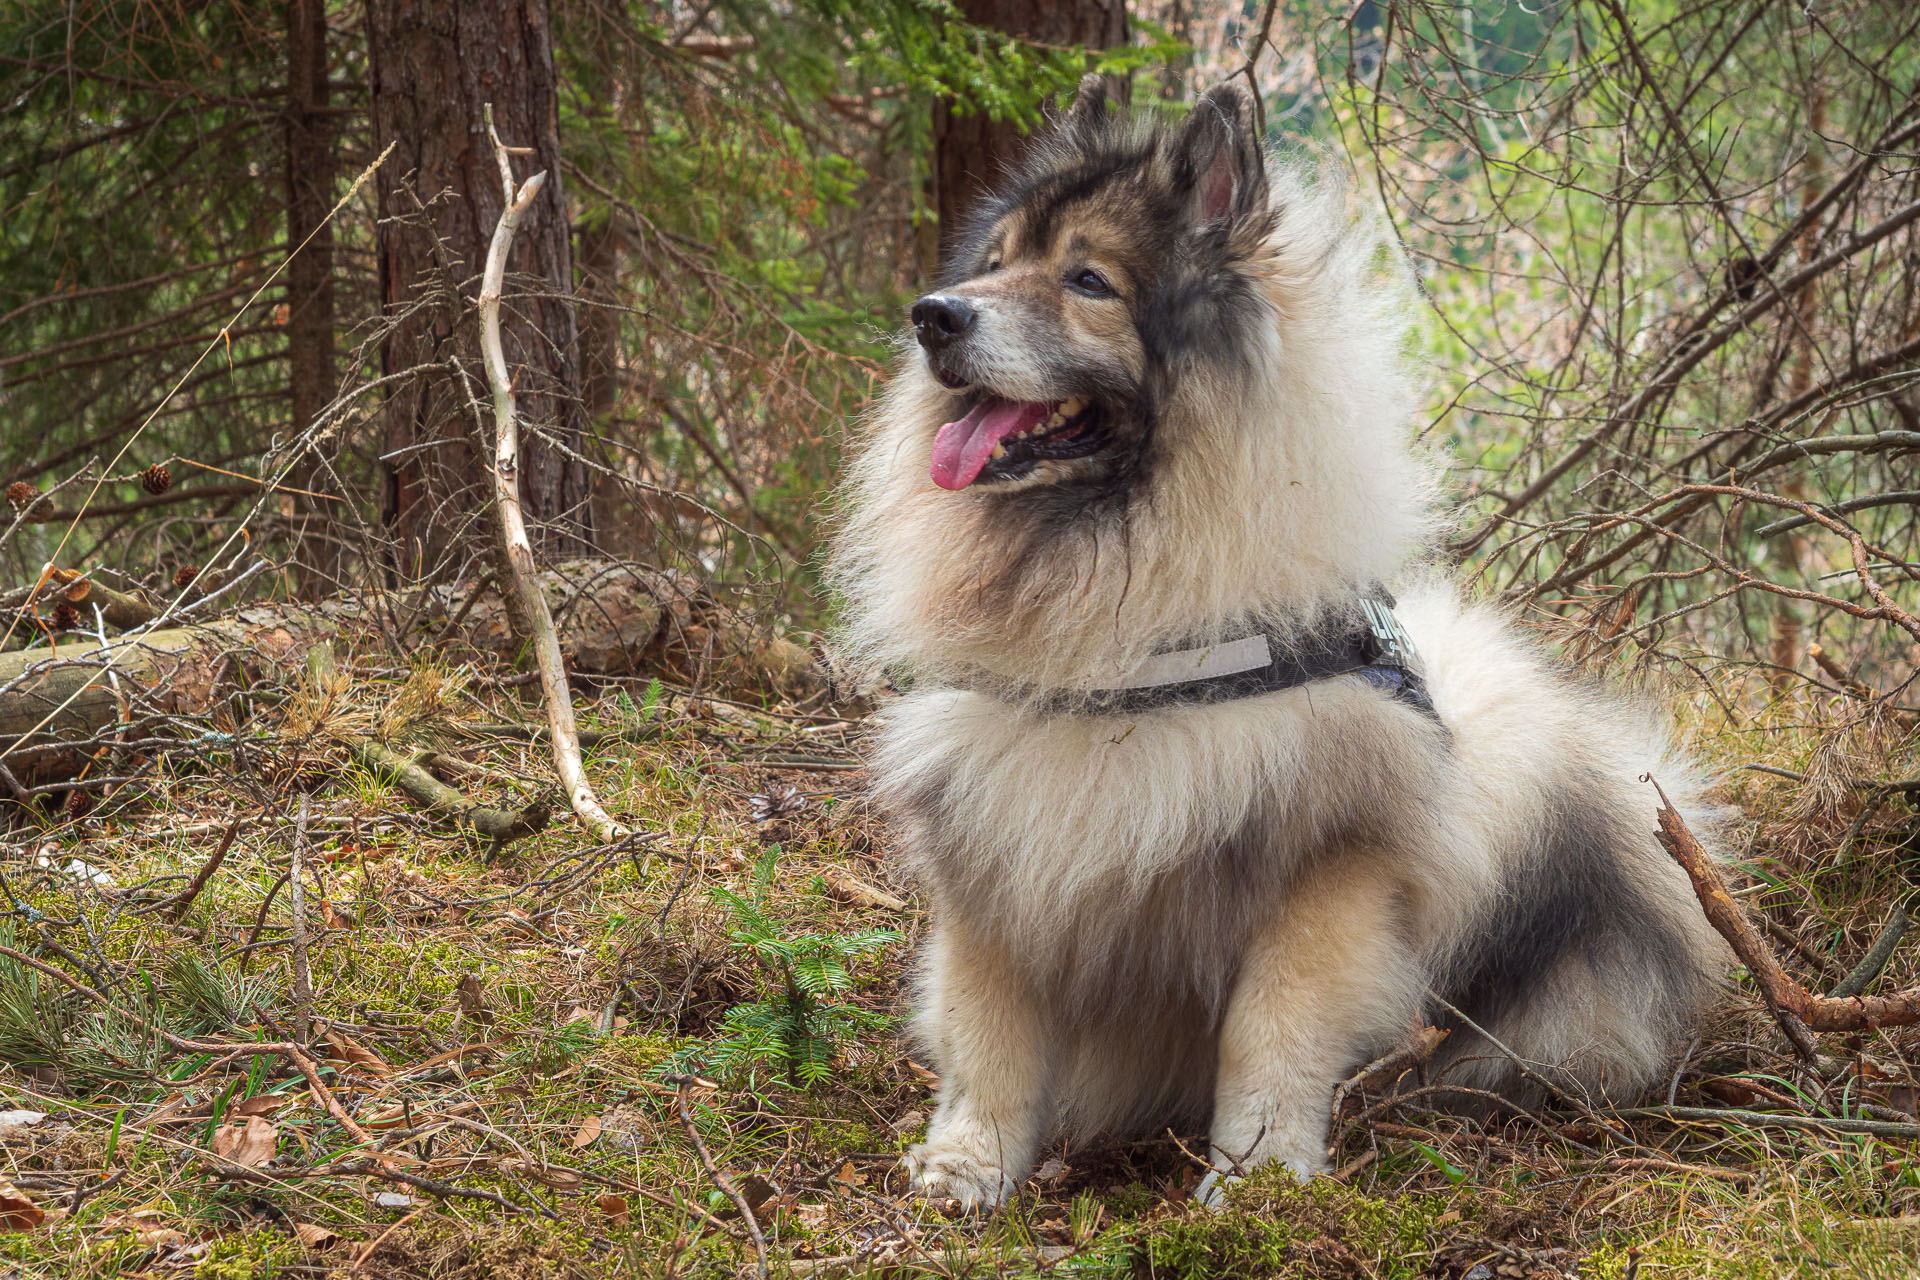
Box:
686;845;897;1088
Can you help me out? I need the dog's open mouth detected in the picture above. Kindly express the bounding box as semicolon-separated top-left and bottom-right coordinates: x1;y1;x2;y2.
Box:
929;396;1104;489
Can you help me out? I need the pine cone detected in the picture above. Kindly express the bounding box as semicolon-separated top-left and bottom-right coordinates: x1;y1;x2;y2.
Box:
141;463;173;495
5;481;38;511
63;789;93;820
173;563;200;589
49;600;80;632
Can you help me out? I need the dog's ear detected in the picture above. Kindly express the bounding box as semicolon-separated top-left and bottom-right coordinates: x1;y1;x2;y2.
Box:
1177;82;1267;227
1060;73;1112;143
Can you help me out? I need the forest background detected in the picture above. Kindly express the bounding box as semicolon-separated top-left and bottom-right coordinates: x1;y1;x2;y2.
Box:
0;2;1917;1277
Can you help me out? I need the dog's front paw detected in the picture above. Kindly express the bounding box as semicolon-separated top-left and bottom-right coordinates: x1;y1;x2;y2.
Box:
905;1142;1018;1213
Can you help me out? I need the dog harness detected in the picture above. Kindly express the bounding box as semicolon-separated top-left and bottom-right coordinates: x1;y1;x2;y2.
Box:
1034;589;1443;722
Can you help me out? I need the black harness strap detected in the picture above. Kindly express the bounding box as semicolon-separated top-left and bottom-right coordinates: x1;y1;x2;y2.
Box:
1027;591;1444;724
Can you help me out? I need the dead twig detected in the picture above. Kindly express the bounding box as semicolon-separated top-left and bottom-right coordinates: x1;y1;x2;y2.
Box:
288;795;314;1044
156;818;242;921
346;739;549;847
479;104;629;846
1611;1104;1919;1141
1652;784;1920;1054
667;1075;768;1280
1327;1022;1450;1155
1829;904;1910;1000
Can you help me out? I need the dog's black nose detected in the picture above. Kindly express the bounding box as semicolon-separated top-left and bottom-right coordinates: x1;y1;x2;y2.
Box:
911;295;975;351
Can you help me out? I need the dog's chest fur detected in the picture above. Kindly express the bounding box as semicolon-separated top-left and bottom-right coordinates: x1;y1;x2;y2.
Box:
872;682;1440;1021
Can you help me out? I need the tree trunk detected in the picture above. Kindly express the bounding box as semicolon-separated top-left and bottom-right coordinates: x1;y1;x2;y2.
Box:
930;0;1129;272
365;0;593;580
284;0;340;599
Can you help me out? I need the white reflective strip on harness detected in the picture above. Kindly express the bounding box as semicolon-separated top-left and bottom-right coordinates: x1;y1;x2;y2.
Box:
1111;633;1273;691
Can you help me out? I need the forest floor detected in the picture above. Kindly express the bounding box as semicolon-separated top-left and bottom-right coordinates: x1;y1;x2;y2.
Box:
0;651;1914;1279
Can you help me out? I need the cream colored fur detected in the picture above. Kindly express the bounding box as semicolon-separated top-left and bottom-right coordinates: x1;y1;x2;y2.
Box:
828;147;1729;1211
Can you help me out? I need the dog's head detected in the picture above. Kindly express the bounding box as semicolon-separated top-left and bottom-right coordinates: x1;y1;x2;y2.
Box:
833;78;1424;687
910;76;1277;498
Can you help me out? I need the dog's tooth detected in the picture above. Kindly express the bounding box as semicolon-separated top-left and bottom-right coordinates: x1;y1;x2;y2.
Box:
1062;396;1086;416
990;443;1007;459
1045;412;1064;428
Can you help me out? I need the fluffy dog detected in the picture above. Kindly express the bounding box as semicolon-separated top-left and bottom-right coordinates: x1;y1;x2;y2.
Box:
828;76;1728;1209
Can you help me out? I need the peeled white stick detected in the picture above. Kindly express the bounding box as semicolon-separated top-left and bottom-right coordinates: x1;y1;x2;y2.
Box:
478;107;630;844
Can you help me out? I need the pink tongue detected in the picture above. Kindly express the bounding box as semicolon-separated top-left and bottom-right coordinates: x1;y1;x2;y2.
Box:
929;399;1050;490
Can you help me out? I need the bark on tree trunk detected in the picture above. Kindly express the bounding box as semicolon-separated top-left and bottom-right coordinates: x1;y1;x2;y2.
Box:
576;214;623;428
284;0;340;599
929;0;1129;272
365;0;593;578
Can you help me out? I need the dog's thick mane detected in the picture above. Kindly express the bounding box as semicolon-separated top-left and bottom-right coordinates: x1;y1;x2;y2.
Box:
829;136;1437;694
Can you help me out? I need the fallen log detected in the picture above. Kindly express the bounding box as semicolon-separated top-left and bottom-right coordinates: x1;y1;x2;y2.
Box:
0;562;823;794
0;605;338;787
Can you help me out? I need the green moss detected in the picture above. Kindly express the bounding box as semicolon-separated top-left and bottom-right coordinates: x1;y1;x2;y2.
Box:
192;1234;289;1280
1102;1181;1160;1219
1139;1177;1459;1280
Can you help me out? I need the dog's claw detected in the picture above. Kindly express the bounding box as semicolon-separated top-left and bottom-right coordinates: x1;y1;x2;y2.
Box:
904;1142;1017;1213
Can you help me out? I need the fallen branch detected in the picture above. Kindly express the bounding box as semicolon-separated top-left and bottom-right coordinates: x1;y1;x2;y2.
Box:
1611;1104;1919;1141
4;572;158;631
1652;787;1920;1056
479;106;628;846
668;1075;767;1280
288;796;314;1044
346;739;550;847
1830;904;1910;1000
157;818;242;921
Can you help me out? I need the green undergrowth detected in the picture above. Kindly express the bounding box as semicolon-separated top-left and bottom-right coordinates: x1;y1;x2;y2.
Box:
0;663;1911;1277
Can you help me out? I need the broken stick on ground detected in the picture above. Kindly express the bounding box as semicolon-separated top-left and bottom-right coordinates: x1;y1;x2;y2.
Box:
478;103;630;845
1652;783;1920;1058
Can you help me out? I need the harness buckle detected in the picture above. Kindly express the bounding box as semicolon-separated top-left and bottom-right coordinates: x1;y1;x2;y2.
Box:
1359;597;1417;666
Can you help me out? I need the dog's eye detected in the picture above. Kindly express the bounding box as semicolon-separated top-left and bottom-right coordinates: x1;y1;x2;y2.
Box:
1068;268;1112;297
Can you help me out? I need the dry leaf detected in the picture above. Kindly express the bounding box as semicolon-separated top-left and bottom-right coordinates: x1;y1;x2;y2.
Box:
293;1221;340;1249
740;1173;779;1215
324;1029;392;1075
361;1105;412;1131
1034;1158;1067;1185
821;867;907;912
320;900;356;929
510;1161;582;1191
0;1180;43;1230
210;1115;278;1168
596;1194;629;1228
372;1191;414;1210
455;974;493;1025
134;1225;186;1249
230;1095;287;1119
834;1161;865;1188
571;1114;601;1148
